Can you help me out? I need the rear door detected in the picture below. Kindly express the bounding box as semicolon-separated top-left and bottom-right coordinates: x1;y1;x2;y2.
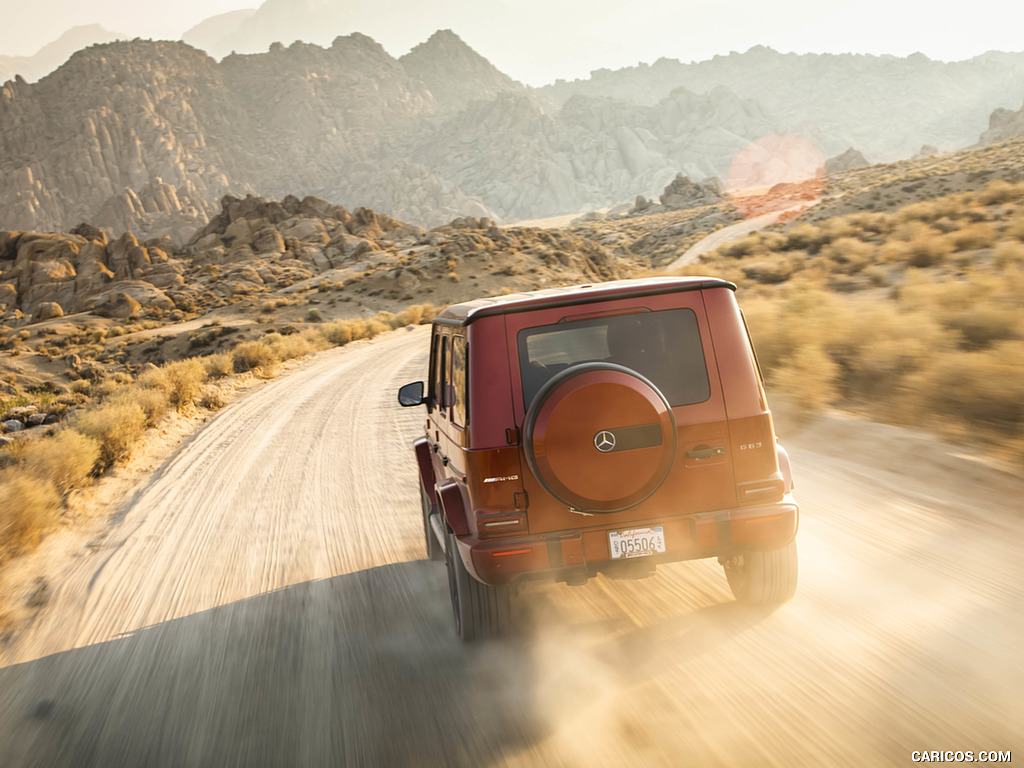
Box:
504;290;736;534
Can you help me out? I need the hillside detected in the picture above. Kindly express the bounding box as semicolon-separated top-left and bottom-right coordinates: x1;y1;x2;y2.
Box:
6;36;1024;243
540;47;1024;162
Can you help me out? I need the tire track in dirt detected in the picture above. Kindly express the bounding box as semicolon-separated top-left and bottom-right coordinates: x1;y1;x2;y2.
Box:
0;326;1020;767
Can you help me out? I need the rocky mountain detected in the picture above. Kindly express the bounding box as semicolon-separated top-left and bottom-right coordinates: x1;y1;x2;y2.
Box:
977;99;1024;145
398;30;522;112
0;24;127;84
410;86;781;220
0;34;780;240
540;46;1024;163
7;34;1024;243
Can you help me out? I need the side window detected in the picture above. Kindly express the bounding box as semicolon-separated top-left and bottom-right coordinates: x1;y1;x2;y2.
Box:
451;336;468;427
438;334;450;417
428;329;441;410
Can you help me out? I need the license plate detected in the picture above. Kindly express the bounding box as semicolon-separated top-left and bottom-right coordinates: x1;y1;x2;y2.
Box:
608;526;666;559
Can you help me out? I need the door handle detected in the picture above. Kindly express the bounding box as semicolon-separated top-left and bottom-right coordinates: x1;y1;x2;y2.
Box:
685;446;725;461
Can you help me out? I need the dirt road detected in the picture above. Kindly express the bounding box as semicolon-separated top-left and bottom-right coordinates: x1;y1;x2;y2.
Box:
0;327;1020;766
665;205;807;271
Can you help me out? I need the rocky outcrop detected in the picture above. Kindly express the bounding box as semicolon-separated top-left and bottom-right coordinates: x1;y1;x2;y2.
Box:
824;148;870;175
977;99;1024;146
659;173;725;208
0;228;190;322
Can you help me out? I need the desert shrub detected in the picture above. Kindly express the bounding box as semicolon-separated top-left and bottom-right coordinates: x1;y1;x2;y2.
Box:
73;401;147;469
821;237;875;274
306;307;324;323
202;352;235;379
394;303;435;327
1001;214;1024;241
943;307;1021;350
112;387;170;426
163;359;206;411
741;259;797;284
818;217;859;242
950;222;998;251
21;429;101;494
197;384;227;410
978;179;1024;205
932;217;961;234
718;234;764;259
844;211;893;235
862;265;889;287
321;316;390;346
771;344;840;414
906;342;1024;434
993;240;1024;268
261;331;315;361
903;230;953;268
137;359;205;412
784;222;828;252
232;340;281;374
0;473;60;554
898;200;942;223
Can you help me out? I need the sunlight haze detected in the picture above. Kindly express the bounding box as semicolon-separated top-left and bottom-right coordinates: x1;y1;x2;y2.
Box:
1;0;1022;86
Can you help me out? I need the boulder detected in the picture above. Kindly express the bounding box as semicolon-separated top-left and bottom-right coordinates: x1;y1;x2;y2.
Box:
0;283;17;310
824;148;870;175
94;291;143;319
658;173;725;209
34;301;64;321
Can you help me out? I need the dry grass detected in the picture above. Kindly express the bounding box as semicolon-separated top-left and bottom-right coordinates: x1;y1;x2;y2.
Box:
683;179;1024;460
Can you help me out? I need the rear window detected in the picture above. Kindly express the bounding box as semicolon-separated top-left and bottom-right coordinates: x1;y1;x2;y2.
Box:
518;308;710;408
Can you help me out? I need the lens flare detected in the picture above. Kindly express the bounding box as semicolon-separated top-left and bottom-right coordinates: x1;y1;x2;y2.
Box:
727;134;825;218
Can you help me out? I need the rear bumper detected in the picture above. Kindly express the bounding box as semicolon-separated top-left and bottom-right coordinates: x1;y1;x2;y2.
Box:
455;497;799;586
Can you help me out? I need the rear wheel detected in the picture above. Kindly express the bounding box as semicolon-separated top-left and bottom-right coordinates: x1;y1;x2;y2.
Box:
421;486;444;561
445;529;510;641
722;539;798;605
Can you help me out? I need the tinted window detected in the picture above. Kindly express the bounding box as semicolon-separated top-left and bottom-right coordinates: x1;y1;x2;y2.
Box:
439;335;449;414
452;336;468;427
518;308;710;408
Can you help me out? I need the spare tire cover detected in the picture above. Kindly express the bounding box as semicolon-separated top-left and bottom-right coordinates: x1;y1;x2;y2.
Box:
524;363;677;513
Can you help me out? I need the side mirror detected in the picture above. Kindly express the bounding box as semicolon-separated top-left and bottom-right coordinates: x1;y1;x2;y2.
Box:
398;381;426;407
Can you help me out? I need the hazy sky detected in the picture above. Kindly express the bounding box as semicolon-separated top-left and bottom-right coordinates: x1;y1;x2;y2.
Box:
2;0;1023;86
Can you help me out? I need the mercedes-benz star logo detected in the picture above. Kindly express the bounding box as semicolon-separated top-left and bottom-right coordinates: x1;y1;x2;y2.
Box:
594;430;616;453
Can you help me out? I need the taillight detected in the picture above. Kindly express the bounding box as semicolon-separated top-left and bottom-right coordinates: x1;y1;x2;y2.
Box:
477;513;528;537
736;475;785;505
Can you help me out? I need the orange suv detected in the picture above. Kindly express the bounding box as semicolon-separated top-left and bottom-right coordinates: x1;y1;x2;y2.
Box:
398;277;798;640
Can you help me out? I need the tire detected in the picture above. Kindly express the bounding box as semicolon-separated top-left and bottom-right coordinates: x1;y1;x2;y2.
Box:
722;538;799;605
445;528;510;641
523;363;676;513
421;486;444;562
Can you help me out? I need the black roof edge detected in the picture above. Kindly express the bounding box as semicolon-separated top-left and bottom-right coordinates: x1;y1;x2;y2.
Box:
435;278;736;327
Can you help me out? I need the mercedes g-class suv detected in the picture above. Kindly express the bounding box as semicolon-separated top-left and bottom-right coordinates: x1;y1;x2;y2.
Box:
398;276;798;640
